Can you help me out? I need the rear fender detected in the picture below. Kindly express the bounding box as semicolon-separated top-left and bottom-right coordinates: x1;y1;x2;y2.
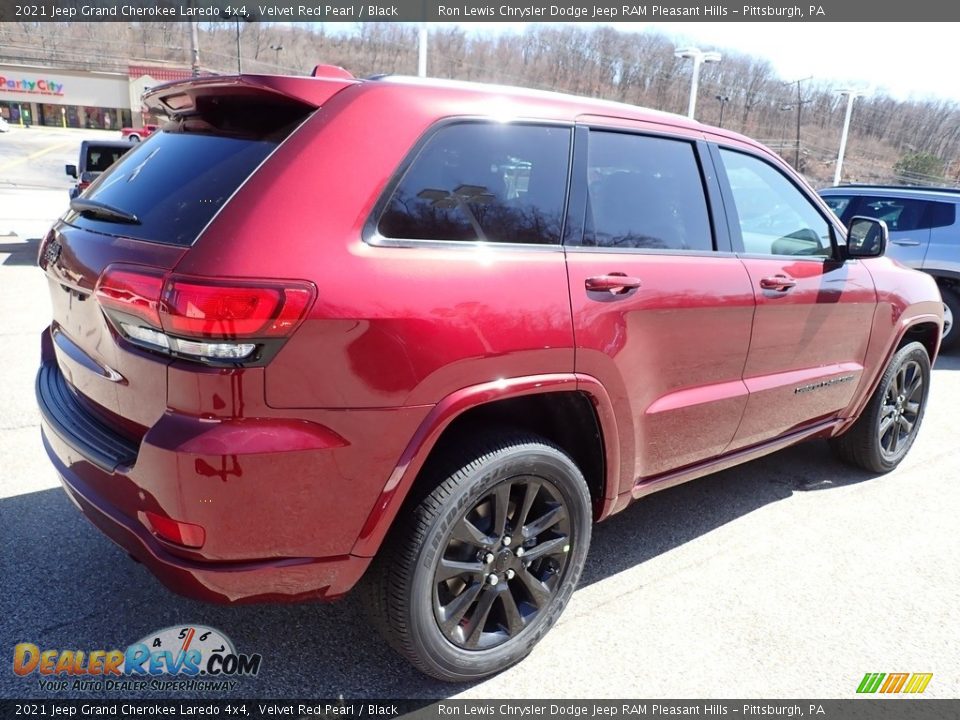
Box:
350;373;621;558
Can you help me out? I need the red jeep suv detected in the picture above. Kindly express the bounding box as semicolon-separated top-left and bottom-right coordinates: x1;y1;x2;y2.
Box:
37;68;943;681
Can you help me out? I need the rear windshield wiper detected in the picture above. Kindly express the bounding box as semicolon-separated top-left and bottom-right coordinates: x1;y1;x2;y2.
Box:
70;198;140;225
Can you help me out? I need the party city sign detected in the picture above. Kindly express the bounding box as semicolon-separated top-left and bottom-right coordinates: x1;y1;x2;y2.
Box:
0;76;65;96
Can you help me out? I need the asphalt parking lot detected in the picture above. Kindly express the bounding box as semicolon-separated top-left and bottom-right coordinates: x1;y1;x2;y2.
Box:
1;126;958;701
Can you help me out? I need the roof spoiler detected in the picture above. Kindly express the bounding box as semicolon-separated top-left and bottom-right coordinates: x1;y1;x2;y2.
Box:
143;72;358;117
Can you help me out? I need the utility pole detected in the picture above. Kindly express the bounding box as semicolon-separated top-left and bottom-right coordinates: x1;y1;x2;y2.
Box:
786;76;812;170
834;89;866;186
715;94;730;128
189;21;200;77
270;43;283;67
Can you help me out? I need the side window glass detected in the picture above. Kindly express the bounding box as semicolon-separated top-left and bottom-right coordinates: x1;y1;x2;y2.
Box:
927;201;956;229
378;124;570;245
822;195;853;221
583;132;713;252
720;148;833;258
859;197;953;232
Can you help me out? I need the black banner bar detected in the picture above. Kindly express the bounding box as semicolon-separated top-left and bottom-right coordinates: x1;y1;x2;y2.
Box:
2;0;960;22
1;700;958;720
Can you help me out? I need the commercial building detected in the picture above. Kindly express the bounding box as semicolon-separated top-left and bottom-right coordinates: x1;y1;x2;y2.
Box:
0;63;197;129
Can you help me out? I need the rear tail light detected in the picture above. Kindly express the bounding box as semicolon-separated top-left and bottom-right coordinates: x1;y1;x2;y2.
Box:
95;264;315;364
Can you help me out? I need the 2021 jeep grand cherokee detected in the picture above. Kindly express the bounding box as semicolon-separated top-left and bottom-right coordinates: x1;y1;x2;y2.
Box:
36;68;942;681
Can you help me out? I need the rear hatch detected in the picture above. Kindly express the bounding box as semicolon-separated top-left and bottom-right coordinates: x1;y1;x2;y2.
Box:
39;73;356;438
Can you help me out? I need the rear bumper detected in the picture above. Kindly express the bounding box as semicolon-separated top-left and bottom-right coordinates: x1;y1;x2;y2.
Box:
35;328;429;602
42;428;370;604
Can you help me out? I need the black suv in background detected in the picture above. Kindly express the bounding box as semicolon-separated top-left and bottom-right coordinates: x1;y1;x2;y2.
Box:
820;185;960;350
65;140;132;199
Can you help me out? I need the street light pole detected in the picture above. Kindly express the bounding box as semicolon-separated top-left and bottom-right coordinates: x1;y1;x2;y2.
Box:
675;48;722;119
418;23;428;77
834;89;866;186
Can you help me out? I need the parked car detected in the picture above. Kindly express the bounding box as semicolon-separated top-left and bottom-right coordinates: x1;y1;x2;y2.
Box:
120;123;159;142
820;185;959;350
36;69;943;682
64;140;132;199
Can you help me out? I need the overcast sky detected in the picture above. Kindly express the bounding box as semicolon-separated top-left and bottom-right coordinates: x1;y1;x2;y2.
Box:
444;22;960;103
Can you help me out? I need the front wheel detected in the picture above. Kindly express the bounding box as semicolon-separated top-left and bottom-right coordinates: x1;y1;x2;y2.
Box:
830;342;931;473
128;134;140;143
939;285;958;352
364;433;592;681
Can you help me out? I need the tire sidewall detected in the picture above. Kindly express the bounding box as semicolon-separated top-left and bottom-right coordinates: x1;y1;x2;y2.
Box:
870;343;931;471
406;445;591;681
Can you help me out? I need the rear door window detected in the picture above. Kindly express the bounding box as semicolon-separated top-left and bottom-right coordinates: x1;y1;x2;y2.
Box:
580;131;714;252
856;196;955;231
377;123;571;245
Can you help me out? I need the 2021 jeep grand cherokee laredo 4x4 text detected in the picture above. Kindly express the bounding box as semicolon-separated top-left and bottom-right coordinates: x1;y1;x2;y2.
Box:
36;68;942;681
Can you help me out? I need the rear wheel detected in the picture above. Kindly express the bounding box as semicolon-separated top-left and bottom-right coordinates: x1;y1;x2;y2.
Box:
128;134;140;143
830;342;931;473
364;433;592;681
939;285;958;351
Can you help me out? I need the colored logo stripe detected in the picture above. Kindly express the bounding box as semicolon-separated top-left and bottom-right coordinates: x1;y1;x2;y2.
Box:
903;673;933;694
857;673;885;693
857;672;932;694
880;673;909;693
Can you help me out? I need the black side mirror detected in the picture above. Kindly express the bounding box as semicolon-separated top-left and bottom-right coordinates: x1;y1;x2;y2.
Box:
846;216;888;258
65;164;77;179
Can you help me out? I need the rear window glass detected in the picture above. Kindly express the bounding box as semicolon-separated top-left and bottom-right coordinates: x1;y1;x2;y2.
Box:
84;146;128;173
68;131;276;246
378;123;571;245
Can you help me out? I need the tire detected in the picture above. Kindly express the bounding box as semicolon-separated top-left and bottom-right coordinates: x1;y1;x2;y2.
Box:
830;342;931;473
128;135;140;143
364;433;592;682
939;285;959;352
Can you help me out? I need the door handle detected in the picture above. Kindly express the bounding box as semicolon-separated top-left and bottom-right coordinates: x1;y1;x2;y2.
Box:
891;239;920;246
759;275;797;291
585;273;642;295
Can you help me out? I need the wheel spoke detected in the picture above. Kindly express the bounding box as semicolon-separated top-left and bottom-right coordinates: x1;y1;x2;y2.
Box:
905;401;920;415
491;483;512;538
524;503;565;540
464;588;497;648
878;416;895;440
898;416;914;434
439;581;483;633
520;535;568;563
451;517;495;548
437;558;484;582
514;481;541;536
499;587;525;636
905;371;923;400
889;424;900;452
516;566;552;608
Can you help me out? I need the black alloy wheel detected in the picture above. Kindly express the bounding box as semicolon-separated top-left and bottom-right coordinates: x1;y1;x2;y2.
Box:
433;477;572;650
364;433;592;682
831;341;931;473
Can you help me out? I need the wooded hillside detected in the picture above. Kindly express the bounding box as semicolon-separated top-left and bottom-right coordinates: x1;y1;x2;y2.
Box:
2;21;958;187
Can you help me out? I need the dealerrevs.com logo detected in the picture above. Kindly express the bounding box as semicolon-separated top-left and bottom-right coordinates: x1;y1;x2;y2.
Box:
12;625;262;693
